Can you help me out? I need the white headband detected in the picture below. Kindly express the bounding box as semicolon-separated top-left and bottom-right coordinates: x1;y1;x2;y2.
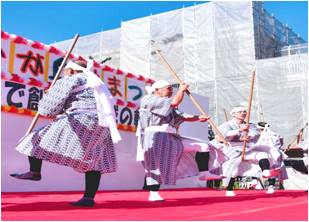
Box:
146;80;171;94
65;61;85;71
230;106;246;115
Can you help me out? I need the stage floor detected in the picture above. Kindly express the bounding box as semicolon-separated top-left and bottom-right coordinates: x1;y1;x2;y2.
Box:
2;188;308;221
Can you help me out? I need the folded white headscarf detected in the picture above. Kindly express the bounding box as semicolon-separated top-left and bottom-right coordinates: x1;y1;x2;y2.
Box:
145;79;170;94
65;60;121;144
230;106;246;116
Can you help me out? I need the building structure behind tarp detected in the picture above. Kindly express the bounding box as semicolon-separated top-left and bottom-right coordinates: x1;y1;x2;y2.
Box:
53;1;308;145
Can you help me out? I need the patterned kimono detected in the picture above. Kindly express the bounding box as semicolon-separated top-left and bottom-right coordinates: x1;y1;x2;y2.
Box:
16;73;117;174
137;94;225;186
218;119;287;186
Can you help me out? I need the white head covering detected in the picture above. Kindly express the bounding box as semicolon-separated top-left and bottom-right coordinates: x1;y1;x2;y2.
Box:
145;80;171;94
65;60;121;144
230;106;246;116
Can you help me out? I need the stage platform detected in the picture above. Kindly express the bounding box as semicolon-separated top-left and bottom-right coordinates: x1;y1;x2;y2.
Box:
1;188;308;221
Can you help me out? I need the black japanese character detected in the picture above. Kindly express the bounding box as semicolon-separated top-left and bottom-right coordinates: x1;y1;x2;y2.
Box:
50;57;64;81
133;109;140;127
27;87;43;111
128;85;143;101
119;107;132;125
114;105;119;124
16;50;44;76
107;76;122;97
5;81;26;108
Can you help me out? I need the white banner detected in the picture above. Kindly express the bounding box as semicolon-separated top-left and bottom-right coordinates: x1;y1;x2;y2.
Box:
1;31;153;132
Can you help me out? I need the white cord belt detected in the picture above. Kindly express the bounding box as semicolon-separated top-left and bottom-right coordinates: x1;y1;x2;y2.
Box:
144;124;177;134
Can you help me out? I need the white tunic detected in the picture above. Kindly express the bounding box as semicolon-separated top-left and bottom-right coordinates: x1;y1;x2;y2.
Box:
218;119;287;186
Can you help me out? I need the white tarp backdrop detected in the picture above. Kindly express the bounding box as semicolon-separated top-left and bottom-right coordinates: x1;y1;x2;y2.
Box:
53;1;308;147
255;53;308;144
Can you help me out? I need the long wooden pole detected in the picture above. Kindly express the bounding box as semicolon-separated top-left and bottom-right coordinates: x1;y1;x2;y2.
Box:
241;70;256;161
297;122;308;144
223;108;229;122
154;49;228;145
285;122;308;150
25;34;80;136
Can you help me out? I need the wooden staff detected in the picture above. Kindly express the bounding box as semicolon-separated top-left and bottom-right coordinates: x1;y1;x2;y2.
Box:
154;49;228;145
25;34;80;136
297;122;308;144
241;70;256;161
223;108;229;122
286;122;308;150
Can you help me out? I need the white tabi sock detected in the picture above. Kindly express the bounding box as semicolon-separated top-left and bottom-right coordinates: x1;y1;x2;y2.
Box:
148;191;164;201
225;190;236;197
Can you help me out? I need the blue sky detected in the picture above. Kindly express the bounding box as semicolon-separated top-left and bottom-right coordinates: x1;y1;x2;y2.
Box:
1;1;308;44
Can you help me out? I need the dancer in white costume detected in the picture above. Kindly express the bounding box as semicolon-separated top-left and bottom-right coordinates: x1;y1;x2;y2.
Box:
217;106;287;196
136;80;226;201
11;60;121;207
